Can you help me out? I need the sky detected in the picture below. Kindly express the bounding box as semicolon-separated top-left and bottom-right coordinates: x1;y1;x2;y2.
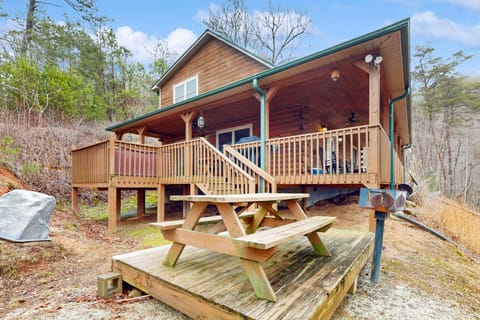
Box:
3;0;480;76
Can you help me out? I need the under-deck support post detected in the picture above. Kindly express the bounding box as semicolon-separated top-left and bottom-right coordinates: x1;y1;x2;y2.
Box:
71;187;79;214
137;189;145;219
157;184;165;221
108;187;121;232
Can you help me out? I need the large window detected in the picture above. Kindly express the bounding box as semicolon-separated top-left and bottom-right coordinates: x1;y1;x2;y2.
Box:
173;76;198;103
216;124;252;152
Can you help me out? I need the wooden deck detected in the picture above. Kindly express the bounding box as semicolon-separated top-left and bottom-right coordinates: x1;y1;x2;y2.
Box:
112;228;374;319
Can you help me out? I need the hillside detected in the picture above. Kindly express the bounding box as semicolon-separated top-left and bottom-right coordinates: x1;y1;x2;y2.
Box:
0;167;479;319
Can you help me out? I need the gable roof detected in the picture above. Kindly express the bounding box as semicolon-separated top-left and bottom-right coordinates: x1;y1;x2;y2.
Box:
151;29;275;91
109;18;411;142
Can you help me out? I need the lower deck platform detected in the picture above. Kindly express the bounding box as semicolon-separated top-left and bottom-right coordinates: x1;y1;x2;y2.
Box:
112;228;374;320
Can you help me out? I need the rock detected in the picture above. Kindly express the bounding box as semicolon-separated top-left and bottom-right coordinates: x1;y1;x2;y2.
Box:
128;288;143;298
0;189;56;242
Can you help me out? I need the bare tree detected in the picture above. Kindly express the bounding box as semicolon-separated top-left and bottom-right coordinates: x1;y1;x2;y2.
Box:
203;0;256;52
202;0;311;64
253;1;310;64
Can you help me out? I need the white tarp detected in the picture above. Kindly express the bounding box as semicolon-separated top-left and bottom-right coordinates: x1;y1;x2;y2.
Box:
0;190;56;242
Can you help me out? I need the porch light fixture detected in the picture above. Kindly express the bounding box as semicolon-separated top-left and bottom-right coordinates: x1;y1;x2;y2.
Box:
197;110;205;128
330;68;340;82
320;124;328;132
364;54;383;67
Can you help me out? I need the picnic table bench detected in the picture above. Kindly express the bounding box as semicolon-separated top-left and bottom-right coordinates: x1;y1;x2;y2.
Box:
150;193;336;302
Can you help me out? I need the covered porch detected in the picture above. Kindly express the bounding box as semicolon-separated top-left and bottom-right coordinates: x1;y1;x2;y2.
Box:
71;20;410;232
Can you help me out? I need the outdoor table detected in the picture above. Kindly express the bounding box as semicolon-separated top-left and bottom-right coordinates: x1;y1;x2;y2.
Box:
151;193;336;302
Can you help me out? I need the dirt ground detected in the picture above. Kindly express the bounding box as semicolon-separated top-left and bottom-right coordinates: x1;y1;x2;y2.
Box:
1;171;479;319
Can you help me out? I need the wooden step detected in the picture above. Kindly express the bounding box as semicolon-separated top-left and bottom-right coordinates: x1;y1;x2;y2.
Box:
150;211;257;231
233;216;336;250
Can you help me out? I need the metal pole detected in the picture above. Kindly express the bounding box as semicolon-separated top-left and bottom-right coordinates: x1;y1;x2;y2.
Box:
389;87;410;190
371;210;387;283
252;79;266;192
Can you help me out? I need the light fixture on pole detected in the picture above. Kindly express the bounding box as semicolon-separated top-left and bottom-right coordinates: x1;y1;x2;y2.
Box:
197;110;205;128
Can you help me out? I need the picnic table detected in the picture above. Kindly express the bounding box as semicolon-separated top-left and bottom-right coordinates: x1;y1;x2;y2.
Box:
150;193;336;302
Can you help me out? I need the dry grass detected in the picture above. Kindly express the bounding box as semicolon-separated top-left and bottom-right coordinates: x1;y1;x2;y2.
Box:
0;110;109;201
419;194;480;256
438;199;480;255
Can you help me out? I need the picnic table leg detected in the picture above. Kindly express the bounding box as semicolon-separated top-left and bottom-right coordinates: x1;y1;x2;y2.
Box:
246;207;267;234
216;202;276;301
163;202;208;267
241;258;277;302
285;200;332;257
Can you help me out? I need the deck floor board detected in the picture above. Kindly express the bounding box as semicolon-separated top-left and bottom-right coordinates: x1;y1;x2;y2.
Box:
112;228;374;320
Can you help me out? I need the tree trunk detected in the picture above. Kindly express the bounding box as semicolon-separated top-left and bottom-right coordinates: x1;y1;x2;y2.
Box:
21;0;36;56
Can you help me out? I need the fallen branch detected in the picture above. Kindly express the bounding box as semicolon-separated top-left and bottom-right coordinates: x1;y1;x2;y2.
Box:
115;295;151;304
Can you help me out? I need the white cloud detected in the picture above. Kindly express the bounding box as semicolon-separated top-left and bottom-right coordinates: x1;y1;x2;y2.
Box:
165;28;197;56
412;11;480;48
115;26;156;64
114;26;196;65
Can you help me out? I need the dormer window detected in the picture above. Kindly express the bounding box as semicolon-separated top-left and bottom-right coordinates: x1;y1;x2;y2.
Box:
173;76;198;103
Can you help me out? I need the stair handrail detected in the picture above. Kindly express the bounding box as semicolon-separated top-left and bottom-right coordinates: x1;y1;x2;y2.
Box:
224;145;277;193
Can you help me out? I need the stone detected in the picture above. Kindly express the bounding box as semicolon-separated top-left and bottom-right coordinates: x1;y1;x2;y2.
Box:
0;189;56;242
97;272;123;298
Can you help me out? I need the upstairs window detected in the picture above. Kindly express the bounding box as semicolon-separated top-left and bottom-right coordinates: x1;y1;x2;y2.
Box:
173;76;198;103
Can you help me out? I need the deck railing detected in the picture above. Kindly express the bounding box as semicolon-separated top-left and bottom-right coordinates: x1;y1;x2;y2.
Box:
159;138;255;194
231;125;403;185
223;145;277;193
71;140;110;186
72;125;404;190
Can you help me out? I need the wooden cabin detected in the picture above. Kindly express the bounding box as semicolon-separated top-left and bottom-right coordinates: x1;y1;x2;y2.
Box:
71;19;411;232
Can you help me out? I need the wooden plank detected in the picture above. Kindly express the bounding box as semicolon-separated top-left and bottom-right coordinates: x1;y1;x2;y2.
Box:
161;229;276;263
112;229;374;320
150;211;257;230
112;259;246;320
170;193;309;203
233;216;336;250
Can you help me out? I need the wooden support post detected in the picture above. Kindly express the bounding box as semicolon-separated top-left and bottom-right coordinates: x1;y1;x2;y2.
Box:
181;112;195;178
137;126;146;144
71;187;79;214
368;64;381;125
137;189;145;219
108;187;121;232
157;184;165;222
369;211;376;232
180;112;195;141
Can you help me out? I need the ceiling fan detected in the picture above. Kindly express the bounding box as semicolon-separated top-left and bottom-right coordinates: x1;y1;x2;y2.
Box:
348;112;359;123
334;112;364;128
